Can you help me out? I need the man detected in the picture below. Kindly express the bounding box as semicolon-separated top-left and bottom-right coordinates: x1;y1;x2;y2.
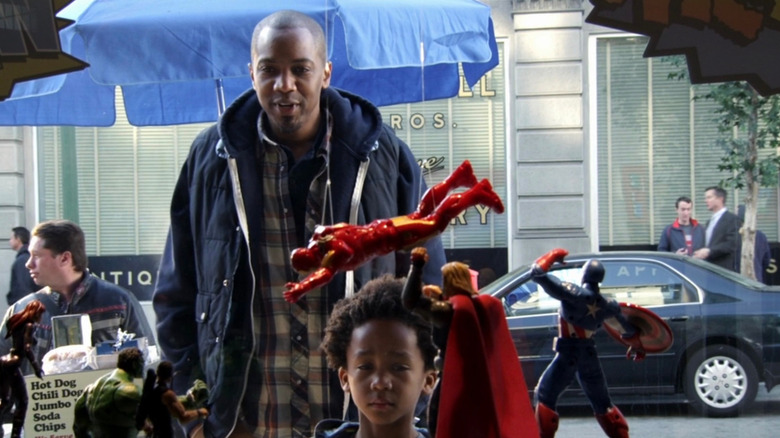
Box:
285;161;503;302
403;247;537;438
657;196;705;256
693;187;741;271
529;249;645;438
0;220;155;375
7;226;37;305
73;347;145;438
153;10;445;438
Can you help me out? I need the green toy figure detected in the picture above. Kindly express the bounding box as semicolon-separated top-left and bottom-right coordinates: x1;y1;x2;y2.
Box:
136;361;209;438
178;378;209;410
73;347;145;438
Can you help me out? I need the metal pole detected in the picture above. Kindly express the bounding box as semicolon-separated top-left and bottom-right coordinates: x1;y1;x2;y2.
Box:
215;78;226;116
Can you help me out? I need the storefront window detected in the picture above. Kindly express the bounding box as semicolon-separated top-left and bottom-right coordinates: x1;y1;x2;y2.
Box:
595;35;779;247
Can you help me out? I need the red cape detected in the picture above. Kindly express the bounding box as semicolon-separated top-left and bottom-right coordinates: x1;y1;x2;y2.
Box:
437;294;538;438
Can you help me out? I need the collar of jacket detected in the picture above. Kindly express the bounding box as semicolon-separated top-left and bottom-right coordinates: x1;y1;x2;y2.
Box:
42;270;94;311
672;218;699;228
216;87;382;161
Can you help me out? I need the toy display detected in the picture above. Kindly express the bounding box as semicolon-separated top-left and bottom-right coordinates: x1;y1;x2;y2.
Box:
530;248;672;438
0;300;46;438
284;160;504;302
402;247;537;438
73;347;145;438
136;361;209;438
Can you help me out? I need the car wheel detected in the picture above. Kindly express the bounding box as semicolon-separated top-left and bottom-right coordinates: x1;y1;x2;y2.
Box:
683;345;758;417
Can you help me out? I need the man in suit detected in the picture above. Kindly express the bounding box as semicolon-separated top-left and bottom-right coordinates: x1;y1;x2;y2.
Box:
693;187;741;272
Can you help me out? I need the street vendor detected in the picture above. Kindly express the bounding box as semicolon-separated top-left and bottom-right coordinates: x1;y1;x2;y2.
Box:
0;220;155;375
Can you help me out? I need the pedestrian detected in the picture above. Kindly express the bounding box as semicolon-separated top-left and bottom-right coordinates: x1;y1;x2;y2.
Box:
7;226;37;305
657;196;705;256
153;10;445;438
693;187;741;271
315;275;437;438
0;220;156;375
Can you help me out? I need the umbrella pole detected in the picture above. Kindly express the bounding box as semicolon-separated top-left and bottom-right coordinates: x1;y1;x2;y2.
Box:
215;78;226;116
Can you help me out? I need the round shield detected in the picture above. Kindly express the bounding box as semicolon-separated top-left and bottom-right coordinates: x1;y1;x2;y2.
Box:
603;303;673;353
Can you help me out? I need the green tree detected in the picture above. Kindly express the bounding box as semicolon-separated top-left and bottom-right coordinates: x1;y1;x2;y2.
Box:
668;58;780;280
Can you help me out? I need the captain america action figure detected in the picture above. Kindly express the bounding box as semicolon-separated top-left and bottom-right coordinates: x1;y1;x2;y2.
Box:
531;248;646;438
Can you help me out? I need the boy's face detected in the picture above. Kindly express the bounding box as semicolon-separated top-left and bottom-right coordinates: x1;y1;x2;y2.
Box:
339;319;435;432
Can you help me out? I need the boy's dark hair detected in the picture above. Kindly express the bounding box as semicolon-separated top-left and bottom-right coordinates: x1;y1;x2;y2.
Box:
321;275;437;371
11;227;31;245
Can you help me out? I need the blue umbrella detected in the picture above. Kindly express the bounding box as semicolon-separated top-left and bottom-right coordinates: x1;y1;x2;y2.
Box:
0;0;498;126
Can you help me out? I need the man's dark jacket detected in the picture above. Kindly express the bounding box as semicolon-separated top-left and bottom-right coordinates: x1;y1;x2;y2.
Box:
706;210;742;271
7;244;37;305
153;87;445;437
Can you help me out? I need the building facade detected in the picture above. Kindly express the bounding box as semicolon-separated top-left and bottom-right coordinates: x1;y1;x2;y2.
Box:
1;0;778;309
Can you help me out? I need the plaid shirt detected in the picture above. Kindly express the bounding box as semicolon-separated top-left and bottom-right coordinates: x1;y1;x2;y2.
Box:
246;114;333;437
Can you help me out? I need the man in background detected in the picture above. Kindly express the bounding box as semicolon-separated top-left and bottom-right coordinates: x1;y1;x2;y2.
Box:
0;220;155;374
7;227;37;305
693;187;741;272
657;196;705;256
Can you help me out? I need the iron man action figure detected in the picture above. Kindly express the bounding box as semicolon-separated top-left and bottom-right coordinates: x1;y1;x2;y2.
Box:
284;160;504;302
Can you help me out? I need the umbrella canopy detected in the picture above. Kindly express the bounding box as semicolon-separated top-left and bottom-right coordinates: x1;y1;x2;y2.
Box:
0;0;498;126
587;0;780;96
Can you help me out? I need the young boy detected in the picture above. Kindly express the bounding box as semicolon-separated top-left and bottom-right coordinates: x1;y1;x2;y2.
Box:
316;275;438;438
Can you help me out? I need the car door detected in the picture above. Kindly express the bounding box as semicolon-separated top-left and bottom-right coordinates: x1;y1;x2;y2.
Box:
596;259;701;394
501;265;586;395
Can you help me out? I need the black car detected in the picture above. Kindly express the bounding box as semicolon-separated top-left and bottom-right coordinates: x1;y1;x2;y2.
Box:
480;251;780;417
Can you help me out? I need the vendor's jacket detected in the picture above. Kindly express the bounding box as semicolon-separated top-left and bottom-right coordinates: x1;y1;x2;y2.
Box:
0;271;155;375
